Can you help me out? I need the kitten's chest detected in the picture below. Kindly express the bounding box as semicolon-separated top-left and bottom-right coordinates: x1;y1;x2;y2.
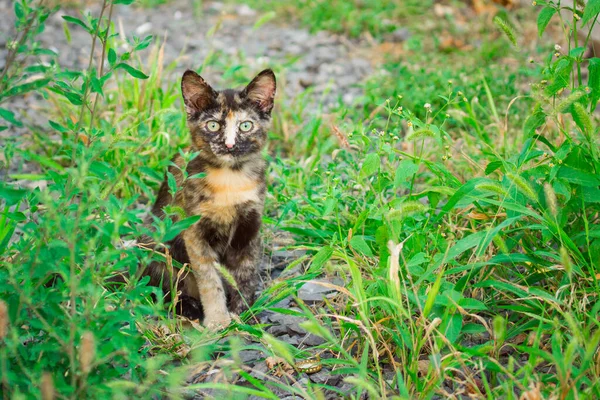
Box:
189;167;261;224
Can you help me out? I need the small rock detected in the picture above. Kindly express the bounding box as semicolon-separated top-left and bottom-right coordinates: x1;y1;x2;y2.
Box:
236;4;257;17
300;333;325;347
309;369;340;386
267;313;307;336
297;278;343;304
277;334;299;346
271;297;292;309
248;360;269;379
135;22;152;35
292;377;309;389
238;350;263;363
387;27;411;42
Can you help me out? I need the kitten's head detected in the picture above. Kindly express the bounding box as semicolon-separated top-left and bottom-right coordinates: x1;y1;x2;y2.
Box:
181;69;276;165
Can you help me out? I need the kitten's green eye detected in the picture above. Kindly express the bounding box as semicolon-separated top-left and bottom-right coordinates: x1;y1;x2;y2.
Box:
206;121;220;132
239;121;253;132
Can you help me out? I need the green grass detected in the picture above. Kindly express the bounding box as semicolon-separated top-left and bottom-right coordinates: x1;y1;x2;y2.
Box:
1;0;600;399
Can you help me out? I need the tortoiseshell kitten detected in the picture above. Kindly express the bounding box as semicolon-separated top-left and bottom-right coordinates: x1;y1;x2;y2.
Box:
145;69;276;329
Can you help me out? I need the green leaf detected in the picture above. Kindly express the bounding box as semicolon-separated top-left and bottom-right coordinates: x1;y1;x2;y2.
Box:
523;105;546;137
537;7;556;36
164;216;201;242
582;0;600;25
360;153;380;177
115;63;149;79
0;183;28;206
14;1;24;20
0;107;23;127
485;160;503;175
350;235;374;257
311;246;333;270
48;120;69;133
134;36;153;51
394;160;419;188
588;58;600;108
90;77;104;96
188;172;207;180
583;186;600;203
2;78;50;99
444;313;463;344
459;298;487;311
545;58;573;96
62;15;90;32
166;171;177;196
557;166;600;186
108;48;117;66
113;0;135;4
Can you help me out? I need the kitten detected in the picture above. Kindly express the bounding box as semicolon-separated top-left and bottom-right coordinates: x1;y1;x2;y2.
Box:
144;69;276;329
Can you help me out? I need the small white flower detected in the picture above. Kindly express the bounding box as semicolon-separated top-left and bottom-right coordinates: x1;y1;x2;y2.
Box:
554;44;561;51
424;103;431;109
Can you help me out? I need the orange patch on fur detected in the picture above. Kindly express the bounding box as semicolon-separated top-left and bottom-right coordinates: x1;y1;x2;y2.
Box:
194;167;260;224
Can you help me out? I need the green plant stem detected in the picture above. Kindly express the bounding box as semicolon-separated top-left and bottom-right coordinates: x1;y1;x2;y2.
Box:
0;1;45;95
88;1;115;141
72;0;109;163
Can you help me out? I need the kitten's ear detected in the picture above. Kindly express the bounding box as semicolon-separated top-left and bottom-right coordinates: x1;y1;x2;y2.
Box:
181;70;217;115
243;69;276;114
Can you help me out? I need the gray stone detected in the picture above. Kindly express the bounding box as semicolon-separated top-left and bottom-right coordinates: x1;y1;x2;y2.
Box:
309;369;340;386
236;4;257;17
292;377;309;389
301;333;325;347
266;312;307;336
277;334;299;346
297;278;344;303
387;27;411;42
237;350;263;363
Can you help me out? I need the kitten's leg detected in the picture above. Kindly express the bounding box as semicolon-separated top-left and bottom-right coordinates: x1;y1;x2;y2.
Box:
225;236;261;315
182;229;231;329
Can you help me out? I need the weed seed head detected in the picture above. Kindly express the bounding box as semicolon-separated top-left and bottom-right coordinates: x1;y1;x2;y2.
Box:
79;331;95;374
543;183;558;217
406;128;435;141
41;372;54;400
0;300;7;340
506;172;538;202
560;246;572;276
493;315;506;343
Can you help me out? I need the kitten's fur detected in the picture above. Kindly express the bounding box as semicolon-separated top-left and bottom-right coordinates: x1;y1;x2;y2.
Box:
144;69;276;328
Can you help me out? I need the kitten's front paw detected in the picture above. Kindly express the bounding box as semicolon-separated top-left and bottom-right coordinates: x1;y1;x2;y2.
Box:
203;313;232;330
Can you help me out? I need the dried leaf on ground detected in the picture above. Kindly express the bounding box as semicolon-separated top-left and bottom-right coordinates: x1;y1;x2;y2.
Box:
265;356;294;377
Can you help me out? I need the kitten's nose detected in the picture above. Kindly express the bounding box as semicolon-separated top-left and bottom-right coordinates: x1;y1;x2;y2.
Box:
225;142;234;149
